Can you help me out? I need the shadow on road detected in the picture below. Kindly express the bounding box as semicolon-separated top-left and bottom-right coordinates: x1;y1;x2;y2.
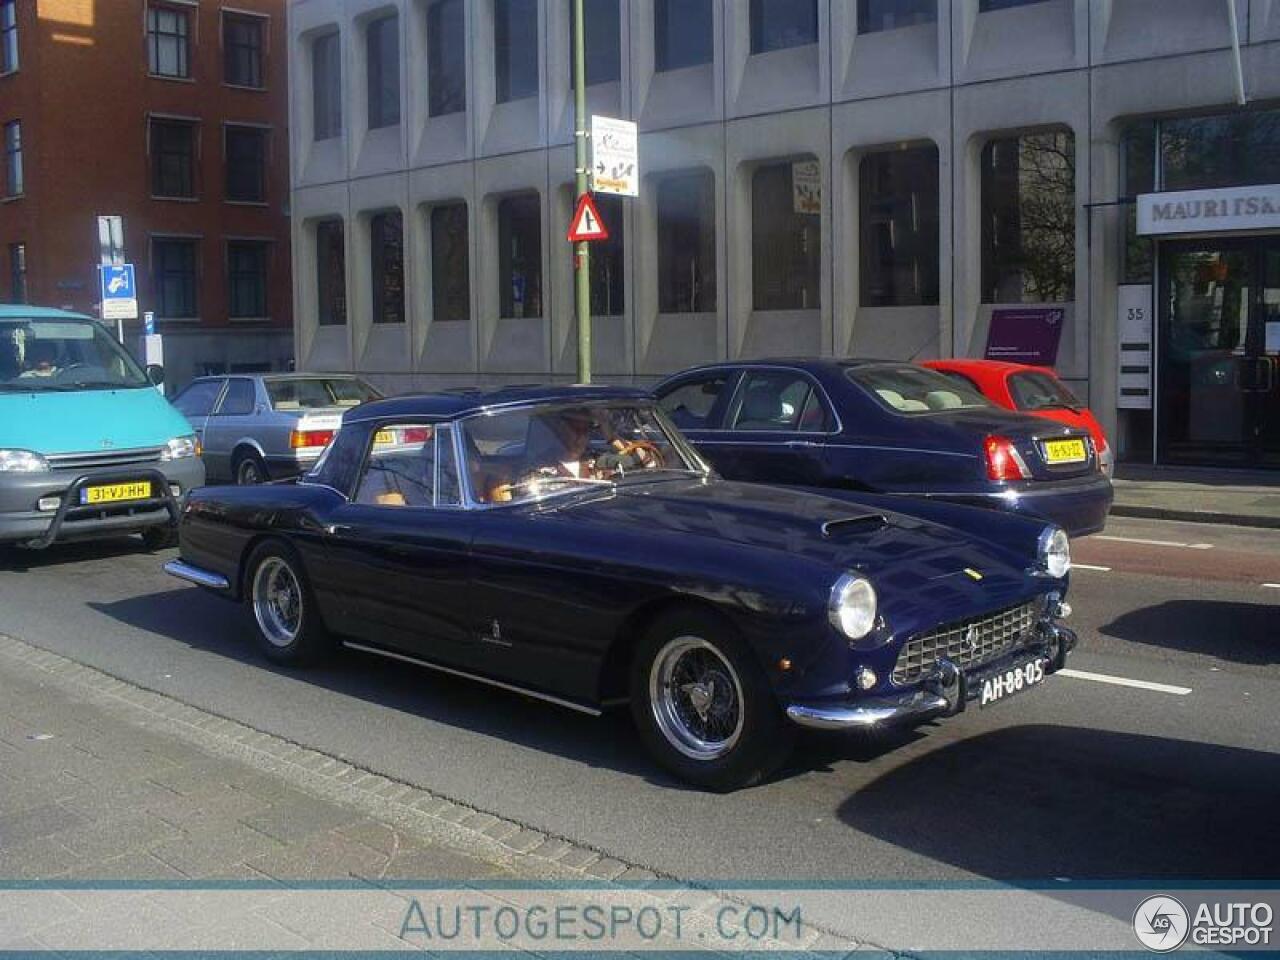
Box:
0;537;162;571
1101;599;1276;665
838;724;1280;879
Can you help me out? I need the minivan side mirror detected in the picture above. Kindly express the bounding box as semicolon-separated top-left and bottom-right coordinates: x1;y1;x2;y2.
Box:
146;364;166;387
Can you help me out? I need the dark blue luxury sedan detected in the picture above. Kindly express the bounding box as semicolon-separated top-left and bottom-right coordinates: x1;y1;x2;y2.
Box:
165;386;1077;791
654;359;1114;537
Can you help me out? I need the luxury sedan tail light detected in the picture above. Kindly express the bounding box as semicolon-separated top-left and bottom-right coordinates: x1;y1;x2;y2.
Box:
984;435;1032;481
290;429;335;449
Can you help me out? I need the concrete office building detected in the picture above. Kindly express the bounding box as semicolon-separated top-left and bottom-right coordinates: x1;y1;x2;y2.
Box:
287;0;1280;469
0;0;293;388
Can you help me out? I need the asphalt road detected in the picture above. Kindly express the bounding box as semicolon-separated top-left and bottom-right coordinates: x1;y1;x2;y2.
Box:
1;515;1276;885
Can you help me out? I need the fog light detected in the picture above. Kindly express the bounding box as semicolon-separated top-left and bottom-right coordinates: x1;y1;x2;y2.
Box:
37;497;60;512
855;666;877;691
169;484;182;497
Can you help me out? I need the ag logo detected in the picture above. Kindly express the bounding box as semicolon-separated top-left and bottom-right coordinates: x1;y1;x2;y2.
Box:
1134;895;1190;952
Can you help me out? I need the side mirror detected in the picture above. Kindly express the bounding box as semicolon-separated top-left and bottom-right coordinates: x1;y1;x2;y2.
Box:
146;364;165;387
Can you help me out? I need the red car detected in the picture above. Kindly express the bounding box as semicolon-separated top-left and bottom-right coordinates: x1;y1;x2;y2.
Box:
923;359;1113;478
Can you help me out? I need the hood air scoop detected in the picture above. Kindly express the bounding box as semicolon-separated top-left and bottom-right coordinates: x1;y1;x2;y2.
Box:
821;514;890;538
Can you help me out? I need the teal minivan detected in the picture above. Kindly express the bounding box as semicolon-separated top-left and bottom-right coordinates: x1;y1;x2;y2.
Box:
0;306;204;549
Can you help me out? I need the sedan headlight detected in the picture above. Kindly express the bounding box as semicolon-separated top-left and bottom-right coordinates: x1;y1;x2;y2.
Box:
1038;526;1071;578
160;435;199;461
0;449;48;473
829;573;878;640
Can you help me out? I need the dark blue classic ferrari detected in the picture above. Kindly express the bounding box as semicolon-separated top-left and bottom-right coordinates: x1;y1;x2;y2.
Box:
165;386;1076;791
654;359;1114;537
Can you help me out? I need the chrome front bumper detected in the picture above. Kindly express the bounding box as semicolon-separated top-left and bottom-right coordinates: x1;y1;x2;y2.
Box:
785;622;1077;731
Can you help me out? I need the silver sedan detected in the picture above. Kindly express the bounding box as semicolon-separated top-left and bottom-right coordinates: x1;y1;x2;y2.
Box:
171;374;382;485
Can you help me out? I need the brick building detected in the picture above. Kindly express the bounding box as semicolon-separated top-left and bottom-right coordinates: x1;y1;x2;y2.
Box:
0;0;292;389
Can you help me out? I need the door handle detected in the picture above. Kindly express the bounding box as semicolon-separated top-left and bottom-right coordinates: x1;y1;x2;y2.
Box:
323;523;353;536
786;440;820;448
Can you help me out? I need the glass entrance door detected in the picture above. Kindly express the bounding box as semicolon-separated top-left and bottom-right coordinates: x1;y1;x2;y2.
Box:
1159;240;1280;467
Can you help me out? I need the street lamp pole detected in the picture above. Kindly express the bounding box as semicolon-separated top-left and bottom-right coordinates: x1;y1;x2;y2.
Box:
572;0;591;384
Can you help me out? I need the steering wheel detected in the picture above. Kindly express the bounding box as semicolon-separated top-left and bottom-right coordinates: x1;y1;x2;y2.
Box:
611;440;661;469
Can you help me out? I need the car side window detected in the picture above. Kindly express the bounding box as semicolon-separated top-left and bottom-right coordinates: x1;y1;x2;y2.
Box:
656;375;729;430
354;424;439;508
173;380;224;417
306;425;364;494
215;378;256;416
436;426;462;506
728;371;829;432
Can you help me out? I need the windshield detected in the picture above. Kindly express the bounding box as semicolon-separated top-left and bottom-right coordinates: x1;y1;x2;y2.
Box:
461;402;703;505
848;364;992;415
1008;370;1082;412
0;319;150;391
265;377;382;410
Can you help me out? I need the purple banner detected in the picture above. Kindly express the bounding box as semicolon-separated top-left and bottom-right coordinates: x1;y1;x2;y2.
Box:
984;308;1065;366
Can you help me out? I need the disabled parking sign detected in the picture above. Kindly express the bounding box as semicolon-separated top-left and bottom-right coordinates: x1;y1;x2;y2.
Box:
99;264;138;321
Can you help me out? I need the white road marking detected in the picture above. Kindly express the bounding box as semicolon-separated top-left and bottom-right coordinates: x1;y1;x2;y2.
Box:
1263;583;1280;590
1072;563;1112;572
1058;668;1192;696
1094;535;1213;550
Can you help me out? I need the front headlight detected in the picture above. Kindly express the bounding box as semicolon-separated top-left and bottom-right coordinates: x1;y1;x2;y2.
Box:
828;573;878;640
1038;526;1071;578
0;449;48;473
160;435;199;461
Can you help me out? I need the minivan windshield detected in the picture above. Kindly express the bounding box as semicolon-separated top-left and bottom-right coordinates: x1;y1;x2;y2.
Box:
0;318;151;391
265;377;382;410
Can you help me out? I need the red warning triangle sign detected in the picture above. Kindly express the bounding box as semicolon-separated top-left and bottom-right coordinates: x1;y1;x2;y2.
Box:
567;193;609;243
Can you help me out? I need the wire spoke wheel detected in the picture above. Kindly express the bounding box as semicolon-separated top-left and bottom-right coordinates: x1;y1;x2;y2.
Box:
650;636;745;762
252;556;303;648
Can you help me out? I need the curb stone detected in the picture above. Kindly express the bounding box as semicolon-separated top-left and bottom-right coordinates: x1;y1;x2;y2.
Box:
0;632;890;956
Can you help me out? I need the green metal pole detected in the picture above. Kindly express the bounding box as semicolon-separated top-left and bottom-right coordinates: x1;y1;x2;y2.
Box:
573;0;591;384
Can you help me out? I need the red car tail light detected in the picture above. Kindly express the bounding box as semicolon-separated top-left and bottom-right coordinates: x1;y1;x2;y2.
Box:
985;435;1032;481
290;429;335;449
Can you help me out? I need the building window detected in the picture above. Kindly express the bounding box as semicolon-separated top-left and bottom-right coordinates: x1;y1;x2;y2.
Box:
430;204;470;323
981;129;1076;303
857;0;936;33
1159;109;1280;192
657;170;716;313
3;120;21;197
1;0;17;74
584;194;624;316
153;238;198;318
227;241;268;318
150;119;196;199
225;126;266;203
498;193;542;319
859;145;939;307
1121;120;1155;285
752;160;821;311
494;0;538;103
979;0;1050;10
313;32;342;141
316;219;346;326
370;211;405;324
578;0;620;86
655;0;712;72
427;0;466;116
224;13;265;88
8;243;26;303
366;14;400;129
749;0;818;55
147;4;190;79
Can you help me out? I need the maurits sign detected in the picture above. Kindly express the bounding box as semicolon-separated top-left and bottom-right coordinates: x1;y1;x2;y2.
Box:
1137;184;1280;236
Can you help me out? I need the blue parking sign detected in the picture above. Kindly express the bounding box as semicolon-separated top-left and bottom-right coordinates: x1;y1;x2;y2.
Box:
99;264;138;321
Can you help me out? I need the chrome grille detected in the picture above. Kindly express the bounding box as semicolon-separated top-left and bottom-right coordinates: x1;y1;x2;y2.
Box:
892;602;1038;685
46;447;166;471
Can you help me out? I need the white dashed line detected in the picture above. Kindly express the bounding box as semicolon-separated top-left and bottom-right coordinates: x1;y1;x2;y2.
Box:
1094;535;1213;550
1057;668;1192;696
1263;583;1280;590
1072;563;1112;572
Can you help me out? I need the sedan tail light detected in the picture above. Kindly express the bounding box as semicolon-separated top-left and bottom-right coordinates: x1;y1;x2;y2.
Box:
291;429;335;449
984;435;1032;481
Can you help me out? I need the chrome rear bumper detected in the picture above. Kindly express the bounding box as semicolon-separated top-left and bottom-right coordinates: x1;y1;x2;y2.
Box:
786;623;1077;731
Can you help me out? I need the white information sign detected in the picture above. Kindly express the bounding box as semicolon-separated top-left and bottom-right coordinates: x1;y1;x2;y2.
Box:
1136;184;1280;236
590;115;639;197
1117;284;1154;410
792;160;821;215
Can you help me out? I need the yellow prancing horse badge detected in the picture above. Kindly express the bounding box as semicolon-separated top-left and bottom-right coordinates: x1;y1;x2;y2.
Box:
964;568;984;581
